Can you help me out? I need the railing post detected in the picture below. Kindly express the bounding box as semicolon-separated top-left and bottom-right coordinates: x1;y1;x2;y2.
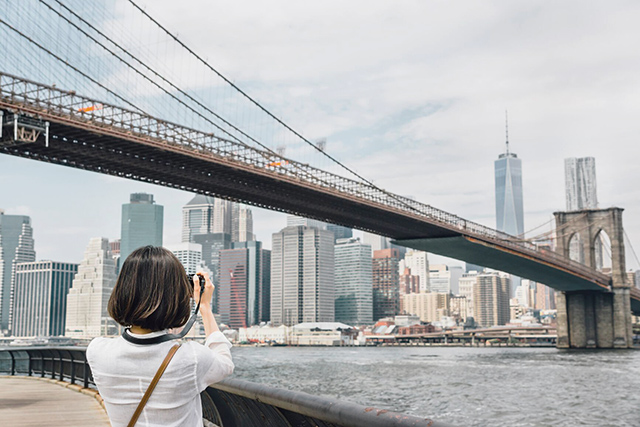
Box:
9;351;15;376
40;353;45;378
83;360;89;389
27;351;32;376
50;352;56;380
59;352;64;381
69;352;76;385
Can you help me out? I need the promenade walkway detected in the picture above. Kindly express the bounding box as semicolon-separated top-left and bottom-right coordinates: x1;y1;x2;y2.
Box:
0;376;110;426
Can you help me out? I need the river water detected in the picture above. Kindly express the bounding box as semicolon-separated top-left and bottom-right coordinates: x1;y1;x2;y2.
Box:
229;346;640;427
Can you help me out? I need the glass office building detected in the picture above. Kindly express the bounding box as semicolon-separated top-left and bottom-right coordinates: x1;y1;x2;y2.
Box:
495;150;524;238
495;138;524;295
271;226;335;326
334;237;372;325
0;212;36;335
13;261;78;337
120;193;163;265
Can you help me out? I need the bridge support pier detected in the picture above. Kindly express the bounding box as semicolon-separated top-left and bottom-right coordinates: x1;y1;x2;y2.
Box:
554;208;633;349
556;289;632;349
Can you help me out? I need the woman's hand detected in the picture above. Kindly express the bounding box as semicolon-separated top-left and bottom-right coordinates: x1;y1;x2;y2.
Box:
192;271;214;312
192;271;220;336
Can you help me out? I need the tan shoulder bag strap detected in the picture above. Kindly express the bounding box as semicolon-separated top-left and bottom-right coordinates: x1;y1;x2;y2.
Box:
127;343;182;427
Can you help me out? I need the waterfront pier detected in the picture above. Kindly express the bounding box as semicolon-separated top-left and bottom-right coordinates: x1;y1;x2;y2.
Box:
0;376;109;426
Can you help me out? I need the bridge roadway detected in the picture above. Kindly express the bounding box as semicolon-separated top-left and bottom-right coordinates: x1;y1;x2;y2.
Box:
0;72;639;313
0;376;109;426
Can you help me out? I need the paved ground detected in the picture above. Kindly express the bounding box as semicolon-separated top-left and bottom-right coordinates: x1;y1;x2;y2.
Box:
0;376;110;426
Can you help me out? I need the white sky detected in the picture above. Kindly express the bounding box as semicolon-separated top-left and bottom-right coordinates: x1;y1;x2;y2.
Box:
2;0;640;269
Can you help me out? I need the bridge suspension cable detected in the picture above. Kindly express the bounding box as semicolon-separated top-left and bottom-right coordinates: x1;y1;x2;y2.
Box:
518;216;554;239
124;0;421;216
38;0;382;201
10;0;432;222
624;230;640;270
38;1;272;157
0;17;144;114
497;213;589;244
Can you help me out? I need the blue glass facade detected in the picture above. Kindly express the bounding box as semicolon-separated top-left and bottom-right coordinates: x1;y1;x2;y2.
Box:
495;149;524;296
0;213;35;334
120;193;163;266
218;241;271;327
495;153;524;237
12;261;78;337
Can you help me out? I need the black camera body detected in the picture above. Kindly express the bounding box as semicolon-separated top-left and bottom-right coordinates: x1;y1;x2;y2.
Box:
189;273;206;289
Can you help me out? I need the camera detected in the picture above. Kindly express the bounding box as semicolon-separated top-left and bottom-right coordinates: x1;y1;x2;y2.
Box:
188;273;206;289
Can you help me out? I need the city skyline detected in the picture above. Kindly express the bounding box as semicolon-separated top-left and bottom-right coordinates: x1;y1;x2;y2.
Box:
2;1;640;273
0;3;638;425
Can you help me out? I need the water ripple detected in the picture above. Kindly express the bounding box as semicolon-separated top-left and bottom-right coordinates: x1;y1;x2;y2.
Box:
230;346;640;427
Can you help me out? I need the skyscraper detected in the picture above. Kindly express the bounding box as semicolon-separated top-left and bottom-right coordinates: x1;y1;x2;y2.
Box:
183;195;254;243
429;264;463;294
473;271;510;328
533;281;556;311
399;250;429;292
218;241;270;328
167;242;203;275
399;267;419;314
402;292;450;323
285;216;353;244
0;211;36;335
65;238;118;337
271;226;334;326
326;224;353;243
399;268;420;296
12;261;78;337
193;233;231;313
564;157;601;266
458;271;479;319
181;195;255;313
362;232;391;252
565;157;597;211
213;199;233;235
218;248;248;329
495;116;524;294
363;232;407;258
120;193;163;265
495;121;524;237
182;195;216;242
334;237;373;325
286;215;327;230
232;204;255;243
372;248;401;321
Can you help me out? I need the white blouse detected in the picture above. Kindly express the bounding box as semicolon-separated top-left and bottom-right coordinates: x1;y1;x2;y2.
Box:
87;331;234;427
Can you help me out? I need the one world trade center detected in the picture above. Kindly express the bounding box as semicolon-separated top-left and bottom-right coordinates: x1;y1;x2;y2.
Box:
494;114;524;295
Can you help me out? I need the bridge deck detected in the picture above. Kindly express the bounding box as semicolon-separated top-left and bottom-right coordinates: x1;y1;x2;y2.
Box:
0;376;110;426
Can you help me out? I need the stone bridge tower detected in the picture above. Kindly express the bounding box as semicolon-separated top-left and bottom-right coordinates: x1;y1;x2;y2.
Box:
554;208;633;348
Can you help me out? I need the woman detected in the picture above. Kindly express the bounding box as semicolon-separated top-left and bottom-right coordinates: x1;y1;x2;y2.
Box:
87;246;234;426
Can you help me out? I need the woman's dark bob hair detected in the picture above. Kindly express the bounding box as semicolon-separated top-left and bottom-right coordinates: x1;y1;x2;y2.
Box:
108;246;192;331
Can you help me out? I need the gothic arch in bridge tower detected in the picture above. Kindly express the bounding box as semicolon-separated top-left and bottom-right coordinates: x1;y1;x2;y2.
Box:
567;232;585;265
554;208;625;280
553;207;633;348
592;229;611;272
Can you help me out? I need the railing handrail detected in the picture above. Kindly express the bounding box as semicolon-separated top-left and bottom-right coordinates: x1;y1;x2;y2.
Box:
216;377;454;427
0;346;456;427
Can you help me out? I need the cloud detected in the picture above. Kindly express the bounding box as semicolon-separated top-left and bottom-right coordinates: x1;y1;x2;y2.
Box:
4;0;640;269
4;205;33;216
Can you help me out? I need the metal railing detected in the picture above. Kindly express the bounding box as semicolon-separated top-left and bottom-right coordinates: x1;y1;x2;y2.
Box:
0;72;610;287
0;347;454;427
0;347;94;388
